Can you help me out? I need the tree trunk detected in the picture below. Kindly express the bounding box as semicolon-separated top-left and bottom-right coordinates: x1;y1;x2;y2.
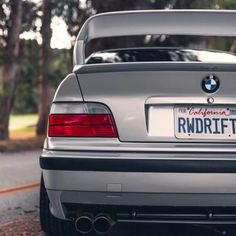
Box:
0;0;23;140
36;0;53;135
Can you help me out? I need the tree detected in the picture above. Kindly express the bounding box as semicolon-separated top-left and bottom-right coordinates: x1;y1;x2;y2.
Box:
0;0;23;140
13;39;40;114
36;0;54;135
0;0;37;140
54;0;88;41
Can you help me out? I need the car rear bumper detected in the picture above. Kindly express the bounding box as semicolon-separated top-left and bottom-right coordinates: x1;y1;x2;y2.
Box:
41;150;236;220
45;188;236;224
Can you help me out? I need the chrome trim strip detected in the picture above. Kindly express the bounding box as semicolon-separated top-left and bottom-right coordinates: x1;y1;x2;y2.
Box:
44;138;236;153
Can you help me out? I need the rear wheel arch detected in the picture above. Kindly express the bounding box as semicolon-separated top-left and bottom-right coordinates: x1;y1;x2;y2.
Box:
39;174;76;235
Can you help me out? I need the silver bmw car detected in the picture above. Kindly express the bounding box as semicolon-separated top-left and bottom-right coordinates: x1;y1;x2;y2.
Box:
40;10;236;235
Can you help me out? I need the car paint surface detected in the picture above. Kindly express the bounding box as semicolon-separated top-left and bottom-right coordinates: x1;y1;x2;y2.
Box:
41;10;236;222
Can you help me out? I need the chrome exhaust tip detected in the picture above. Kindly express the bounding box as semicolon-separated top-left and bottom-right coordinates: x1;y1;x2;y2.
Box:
93;214;113;235
75;215;93;234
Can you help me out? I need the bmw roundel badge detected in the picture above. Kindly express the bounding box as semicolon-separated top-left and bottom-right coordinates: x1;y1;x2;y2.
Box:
201;75;220;93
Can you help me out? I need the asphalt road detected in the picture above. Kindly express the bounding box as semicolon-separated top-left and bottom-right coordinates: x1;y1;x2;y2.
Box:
0;150;41;225
0;188;39;225
0;150;41;188
1;150;236;235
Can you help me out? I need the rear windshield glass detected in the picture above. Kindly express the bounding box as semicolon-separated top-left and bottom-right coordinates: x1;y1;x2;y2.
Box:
85;36;236;64
86;48;236;64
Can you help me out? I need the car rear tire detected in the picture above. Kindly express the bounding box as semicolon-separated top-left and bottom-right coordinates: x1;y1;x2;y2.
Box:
39;175;76;236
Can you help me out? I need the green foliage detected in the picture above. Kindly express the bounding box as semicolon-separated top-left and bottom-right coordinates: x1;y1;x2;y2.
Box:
0;0;38;47
52;0;89;39
208;37;235;51
88;0;150;12
150;0;216;9
51;49;72;87
219;0;236;9
12;39;72;114
13;39;39;114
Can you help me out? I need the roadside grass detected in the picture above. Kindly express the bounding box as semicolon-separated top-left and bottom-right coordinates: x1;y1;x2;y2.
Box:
0;114;45;152
9;114;38;139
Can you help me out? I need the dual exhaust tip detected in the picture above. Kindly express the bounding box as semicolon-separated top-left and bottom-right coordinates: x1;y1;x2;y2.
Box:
75;214;113;235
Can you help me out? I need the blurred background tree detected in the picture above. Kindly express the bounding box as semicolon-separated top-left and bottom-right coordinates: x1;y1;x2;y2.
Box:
0;0;38;140
0;0;235;141
0;0;23;140
36;0;54;135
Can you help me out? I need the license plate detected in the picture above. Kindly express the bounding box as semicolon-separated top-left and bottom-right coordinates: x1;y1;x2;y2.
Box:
175;106;236;140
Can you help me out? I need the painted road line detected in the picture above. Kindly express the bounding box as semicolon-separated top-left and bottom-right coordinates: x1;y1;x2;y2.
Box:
0;182;40;195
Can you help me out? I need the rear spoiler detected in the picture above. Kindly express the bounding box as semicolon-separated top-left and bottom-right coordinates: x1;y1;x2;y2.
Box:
73;10;236;65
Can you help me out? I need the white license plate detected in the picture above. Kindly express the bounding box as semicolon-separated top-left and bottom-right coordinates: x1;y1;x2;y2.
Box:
175;106;236;140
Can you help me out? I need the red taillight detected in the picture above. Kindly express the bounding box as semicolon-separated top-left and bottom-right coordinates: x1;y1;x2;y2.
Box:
48;114;118;137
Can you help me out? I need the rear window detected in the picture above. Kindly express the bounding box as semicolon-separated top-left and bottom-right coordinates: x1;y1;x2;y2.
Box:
85;35;236;64
86;48;236;64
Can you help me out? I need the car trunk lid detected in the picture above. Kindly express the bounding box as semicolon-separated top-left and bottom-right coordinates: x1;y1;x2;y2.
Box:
76;62;236;142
